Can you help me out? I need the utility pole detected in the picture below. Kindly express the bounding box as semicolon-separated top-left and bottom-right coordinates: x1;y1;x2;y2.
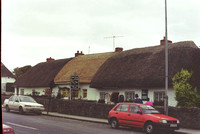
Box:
164;0;169;115
104;35;123;50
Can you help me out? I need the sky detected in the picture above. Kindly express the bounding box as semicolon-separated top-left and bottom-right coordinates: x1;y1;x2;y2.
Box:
2;0;200;71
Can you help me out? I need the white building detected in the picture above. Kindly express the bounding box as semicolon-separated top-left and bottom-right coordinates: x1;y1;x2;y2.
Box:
13;40;200;107
1;63;16;95
13;58;72;96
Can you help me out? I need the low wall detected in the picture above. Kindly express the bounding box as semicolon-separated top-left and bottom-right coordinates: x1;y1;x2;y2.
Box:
36;98;200;129
2;96;200;129
155;106;200;129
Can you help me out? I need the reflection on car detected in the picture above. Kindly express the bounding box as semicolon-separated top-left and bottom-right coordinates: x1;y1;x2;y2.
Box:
4;95;45;115
108;103;180;134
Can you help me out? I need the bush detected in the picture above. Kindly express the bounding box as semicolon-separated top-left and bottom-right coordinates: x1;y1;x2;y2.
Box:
172;69;200;107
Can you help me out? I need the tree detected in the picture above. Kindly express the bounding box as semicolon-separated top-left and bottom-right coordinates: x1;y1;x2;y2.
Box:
13;65;32;77
172;69;200;107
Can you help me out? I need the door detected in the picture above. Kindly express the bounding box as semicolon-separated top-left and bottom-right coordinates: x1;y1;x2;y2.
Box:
114;104;129;125
125;104;144;127
8;96;15;110
13;96;20;110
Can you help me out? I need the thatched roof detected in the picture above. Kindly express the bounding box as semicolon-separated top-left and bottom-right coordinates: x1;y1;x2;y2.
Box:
14;58;72;87
1;62;15;78
90;41;200;88
54;52;116;84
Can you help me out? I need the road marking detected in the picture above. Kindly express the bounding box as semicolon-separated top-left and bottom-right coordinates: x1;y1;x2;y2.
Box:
6;122;38;130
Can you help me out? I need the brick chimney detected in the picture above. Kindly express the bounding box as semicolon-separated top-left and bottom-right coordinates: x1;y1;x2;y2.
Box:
46;57;55;62
115;47;123;52
75;51;84;57
160;36;172;45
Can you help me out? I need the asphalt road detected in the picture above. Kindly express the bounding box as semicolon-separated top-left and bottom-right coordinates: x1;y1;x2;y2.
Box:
2;109;187;134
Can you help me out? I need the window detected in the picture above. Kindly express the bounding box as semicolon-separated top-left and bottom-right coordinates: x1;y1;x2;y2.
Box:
115;104;129;112
154;91;165;101
61;88;70;98
125;91;135;101
100;92;105;100
20;89;24;95
142;89;148;100
72;89;79;98
129;105;141;113
82;89;87;98
9;96;14;101
139;105;159;114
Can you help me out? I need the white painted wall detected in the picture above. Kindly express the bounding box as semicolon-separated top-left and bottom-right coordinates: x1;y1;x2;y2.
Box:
2;77;16;83
18;82;177;107
15;87;49;96
1;77;16;93
92;87;177;107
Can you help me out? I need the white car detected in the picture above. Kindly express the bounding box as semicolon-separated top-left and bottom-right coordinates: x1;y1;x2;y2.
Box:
4;95;45;115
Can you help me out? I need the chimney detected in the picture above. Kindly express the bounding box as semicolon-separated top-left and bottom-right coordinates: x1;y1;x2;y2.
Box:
46;57;55;62
75;50;84;57
160;36;172;45
115;47;123;52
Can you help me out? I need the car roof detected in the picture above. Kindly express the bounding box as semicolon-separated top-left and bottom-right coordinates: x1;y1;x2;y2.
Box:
11;95;33;98
12;95;30;97
117;102;145;106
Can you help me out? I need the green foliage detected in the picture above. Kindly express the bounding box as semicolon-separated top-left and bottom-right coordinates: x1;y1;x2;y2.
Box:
13;65;32;77
172;69;200;107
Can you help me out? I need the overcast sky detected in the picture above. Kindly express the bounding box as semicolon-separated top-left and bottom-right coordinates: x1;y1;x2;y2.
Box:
2;0;200;71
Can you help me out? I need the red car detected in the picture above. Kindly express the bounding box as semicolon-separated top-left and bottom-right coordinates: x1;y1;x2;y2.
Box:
108;103;180;134
3;124;15;134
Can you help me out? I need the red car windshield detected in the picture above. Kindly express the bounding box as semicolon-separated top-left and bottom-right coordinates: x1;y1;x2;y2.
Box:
139;105;160;114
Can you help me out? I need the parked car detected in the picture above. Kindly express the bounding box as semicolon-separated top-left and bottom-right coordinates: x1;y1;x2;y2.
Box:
3;124;15;134
108;103;180;134
4;95;45;115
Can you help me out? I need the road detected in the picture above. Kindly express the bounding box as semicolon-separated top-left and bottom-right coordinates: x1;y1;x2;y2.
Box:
2;109;187;134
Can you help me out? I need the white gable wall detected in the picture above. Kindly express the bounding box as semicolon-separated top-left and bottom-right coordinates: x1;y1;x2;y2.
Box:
1;77;16;92
15;87;48;96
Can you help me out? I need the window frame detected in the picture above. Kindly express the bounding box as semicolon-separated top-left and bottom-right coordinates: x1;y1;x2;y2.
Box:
125;91;135;101
154;91;165;102
82;89;87;99
115;104;129;112
141;89;148;101
100;92;106;100
129;104;141;113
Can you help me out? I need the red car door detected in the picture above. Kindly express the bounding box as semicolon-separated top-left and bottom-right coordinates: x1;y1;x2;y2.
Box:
114;104;129;125
124;104;144;128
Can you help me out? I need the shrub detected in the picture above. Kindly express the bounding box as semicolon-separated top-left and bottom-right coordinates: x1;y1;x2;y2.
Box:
172;69;200;107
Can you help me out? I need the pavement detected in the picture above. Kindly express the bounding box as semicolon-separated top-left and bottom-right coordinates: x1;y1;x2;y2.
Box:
42;111;200;134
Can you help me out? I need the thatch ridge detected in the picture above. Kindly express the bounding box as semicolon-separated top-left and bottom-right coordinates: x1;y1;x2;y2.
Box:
14;58;73;87
54;52;116;84
90;41;200;88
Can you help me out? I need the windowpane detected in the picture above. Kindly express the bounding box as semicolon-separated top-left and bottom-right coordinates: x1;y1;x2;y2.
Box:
73;89;79;98
83;89;87;98
100;92;105;99
142;89;148;100
125;91;135;101
129;105;140;113
121;104;129;112
115;104;129;112
154;91;165;101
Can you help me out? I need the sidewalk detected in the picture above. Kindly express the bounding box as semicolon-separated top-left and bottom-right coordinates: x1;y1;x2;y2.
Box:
42;111;200;134
42;111;107;124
